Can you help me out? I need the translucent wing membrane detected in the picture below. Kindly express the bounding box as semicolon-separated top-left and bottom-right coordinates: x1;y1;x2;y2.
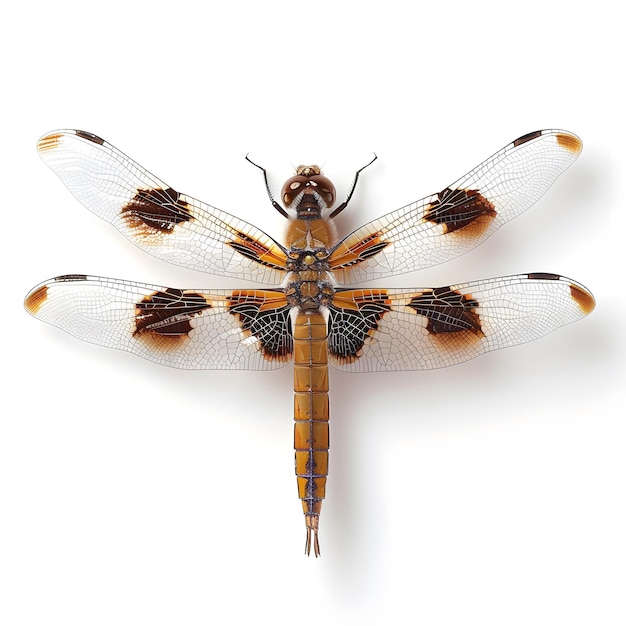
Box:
30;129;592;372
37;130;289;284
330;130;582;284
24;275;292;370
25;273;594;373
328;274;595;372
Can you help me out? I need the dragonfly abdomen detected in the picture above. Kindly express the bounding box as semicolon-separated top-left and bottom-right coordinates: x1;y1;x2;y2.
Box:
293;309;329;557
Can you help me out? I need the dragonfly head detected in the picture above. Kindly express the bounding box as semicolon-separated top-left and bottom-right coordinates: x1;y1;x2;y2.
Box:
281;165;336;220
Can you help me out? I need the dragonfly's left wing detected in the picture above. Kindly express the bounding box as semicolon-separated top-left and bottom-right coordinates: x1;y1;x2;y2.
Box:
328;274;594;372
37;131;289;284
329;130;581;284
24;276;293;370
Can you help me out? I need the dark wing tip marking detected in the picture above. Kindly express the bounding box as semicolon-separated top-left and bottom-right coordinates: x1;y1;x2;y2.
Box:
227;290;293;361
526;273;596;316
55;274;89;282
424;188;497;237
74;130;105;145
527;272;560;281
329;290;392;362
121;187;193;235
513;130;582;155
37;130;105;153
25;275;88;317
513;130;543;147
407;287;484;349
134;288;211;349
24;285;49;315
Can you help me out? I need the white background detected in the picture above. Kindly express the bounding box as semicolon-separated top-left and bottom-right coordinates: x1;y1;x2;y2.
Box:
2;1;624;624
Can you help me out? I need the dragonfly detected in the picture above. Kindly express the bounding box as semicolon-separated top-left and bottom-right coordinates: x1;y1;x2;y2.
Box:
24;128;595;556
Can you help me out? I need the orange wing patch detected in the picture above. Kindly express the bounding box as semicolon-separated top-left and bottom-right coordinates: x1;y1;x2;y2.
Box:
26;274;88;315
227;290;293;360
557;132;583;154
570;284;596;315
328;231;390;270
24;284;48;315
37;133;63;153
38;130;104;152
227;231;289;271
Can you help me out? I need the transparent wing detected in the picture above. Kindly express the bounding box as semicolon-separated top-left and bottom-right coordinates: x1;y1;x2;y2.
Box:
37;130;289;284
24;275;293;370
328;273;595;372
329;130;582;284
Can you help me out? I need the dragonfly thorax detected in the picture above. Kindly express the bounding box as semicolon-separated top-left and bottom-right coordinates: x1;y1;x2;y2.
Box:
286;271;334;311
286;247;331;273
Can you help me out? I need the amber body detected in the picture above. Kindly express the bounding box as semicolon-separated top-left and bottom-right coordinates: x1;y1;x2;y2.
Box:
293;311;329;556
285;218;336;556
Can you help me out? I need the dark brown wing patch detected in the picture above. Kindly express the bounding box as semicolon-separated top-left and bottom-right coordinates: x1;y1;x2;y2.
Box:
227;290;293;361
121;187;193;235
407;287;484;349
227;231;289;271
424;188;496;237
328;289;392;362
134;288;211;349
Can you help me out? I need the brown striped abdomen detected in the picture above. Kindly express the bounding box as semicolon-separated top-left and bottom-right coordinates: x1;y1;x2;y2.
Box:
293;309;329;557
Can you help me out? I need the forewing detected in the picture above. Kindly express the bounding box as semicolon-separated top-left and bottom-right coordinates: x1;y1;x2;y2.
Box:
328;274;595;372
24;276;293;370
329;130;582;284
37;130;289;284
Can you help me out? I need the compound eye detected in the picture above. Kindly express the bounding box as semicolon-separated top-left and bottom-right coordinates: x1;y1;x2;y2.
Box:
311;175;336;208
281;175;308;207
